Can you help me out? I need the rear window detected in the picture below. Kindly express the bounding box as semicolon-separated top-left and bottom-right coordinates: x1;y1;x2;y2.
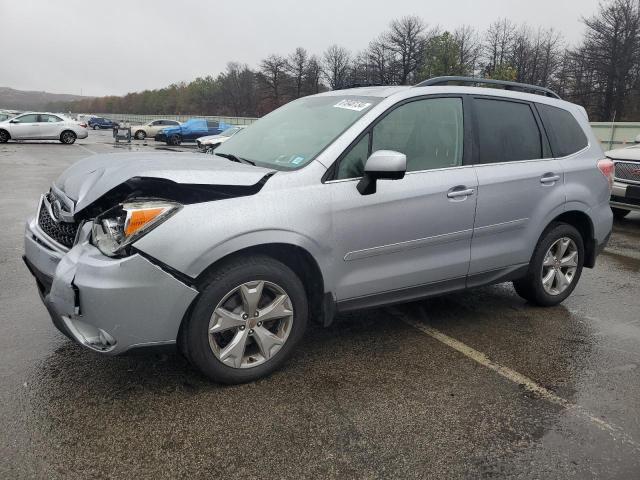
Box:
475;98;542;164
537;103;588;157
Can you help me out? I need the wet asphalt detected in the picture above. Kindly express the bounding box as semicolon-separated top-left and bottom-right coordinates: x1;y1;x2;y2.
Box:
1;131;639;479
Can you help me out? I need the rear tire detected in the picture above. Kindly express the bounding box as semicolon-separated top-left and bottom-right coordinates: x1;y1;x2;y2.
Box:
135;130;146;140
92;125;99;130
513;222;584;307
60;131;77;144
612;207;630;220
0;129;9;143
181;255;308;384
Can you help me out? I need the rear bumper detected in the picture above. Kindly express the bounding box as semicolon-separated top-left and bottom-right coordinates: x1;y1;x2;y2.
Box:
76;130;89;139
24;218;198;355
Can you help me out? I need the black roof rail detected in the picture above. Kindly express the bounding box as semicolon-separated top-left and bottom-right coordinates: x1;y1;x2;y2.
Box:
414;76;561;100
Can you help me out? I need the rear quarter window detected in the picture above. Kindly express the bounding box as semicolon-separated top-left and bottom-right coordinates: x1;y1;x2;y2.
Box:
537;104;588;157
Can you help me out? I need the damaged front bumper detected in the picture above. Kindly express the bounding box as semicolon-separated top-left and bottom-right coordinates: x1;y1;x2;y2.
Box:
24;217;198;354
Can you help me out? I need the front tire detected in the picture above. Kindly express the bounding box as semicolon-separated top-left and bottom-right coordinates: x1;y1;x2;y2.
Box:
135;130;146;140
612;207;630;220
60;130;77;144
513;222;584;307
168;134;182;146
0;129;9;143
182;255;308;384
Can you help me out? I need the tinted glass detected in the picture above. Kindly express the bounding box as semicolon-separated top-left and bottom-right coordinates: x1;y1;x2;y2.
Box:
166;120;179;125
537;103;588;157
40;114;62;123
371;98;464;173
338;133;370;179
217;95;381;170
207;121;219;128
475;99;541;163
14;114;38;123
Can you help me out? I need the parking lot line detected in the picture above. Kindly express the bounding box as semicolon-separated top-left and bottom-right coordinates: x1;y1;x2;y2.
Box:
76;144;97;155
390;305;640;452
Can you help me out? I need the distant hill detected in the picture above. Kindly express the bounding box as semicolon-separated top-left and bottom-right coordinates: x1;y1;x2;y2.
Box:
0;87;91;111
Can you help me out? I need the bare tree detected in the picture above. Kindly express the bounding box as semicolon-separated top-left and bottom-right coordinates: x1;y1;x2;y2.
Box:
304;55;323;94
483;18;517;78
385;15;429;84
454;25;482;76
366;36;396;84
259;54;289;105
322;45;351;89
577;0;640;120
286;47;309;98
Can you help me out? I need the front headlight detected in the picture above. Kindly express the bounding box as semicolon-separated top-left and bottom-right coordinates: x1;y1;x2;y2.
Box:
91;200;181;257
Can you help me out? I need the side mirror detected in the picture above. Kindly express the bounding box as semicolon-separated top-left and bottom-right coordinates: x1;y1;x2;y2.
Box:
357;150;407;195
9;119;18;123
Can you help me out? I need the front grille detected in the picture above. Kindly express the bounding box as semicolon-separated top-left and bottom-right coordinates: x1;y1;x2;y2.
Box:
37;198;79;248
614;161;640;184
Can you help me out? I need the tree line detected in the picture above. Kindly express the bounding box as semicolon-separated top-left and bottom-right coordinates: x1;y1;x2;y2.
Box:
50;0;640;122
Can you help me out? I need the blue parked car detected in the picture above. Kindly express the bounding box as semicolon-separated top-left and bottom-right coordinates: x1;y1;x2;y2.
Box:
155;118;230;145
88;117;119;130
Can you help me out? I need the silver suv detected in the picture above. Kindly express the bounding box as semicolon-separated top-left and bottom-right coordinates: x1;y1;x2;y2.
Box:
23;77;613;384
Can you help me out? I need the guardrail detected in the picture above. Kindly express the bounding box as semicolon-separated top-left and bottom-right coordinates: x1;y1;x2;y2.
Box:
591;122;640;151
86;113;258;126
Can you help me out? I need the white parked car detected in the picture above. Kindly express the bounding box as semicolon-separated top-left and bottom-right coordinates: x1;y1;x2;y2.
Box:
196;125;245;153
130;119;181;140
0;112;88;144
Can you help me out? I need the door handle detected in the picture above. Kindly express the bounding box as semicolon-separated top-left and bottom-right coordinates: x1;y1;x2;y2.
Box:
540;174;560;184
447;188;475;199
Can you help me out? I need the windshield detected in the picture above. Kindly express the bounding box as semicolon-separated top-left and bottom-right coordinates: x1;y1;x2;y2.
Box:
221;126;241;137
216;95;381;170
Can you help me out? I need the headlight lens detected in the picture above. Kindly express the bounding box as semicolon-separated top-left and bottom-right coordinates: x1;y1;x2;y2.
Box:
91;200;181;257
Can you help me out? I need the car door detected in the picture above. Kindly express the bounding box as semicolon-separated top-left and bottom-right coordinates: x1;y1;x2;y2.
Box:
147;120;162;135
327;96;478;306
468;96;565;282
38;114;64;139
8;114;40;139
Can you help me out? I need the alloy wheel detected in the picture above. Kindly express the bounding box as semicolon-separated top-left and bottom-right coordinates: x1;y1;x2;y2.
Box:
541;237;578;296
61;132;76;144
208;280;294;369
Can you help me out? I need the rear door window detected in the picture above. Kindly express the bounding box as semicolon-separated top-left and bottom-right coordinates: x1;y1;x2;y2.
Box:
474;98;542;164
537;103;588;157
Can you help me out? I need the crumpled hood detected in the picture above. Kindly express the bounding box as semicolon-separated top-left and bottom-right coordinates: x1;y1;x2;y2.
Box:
55;152;275;212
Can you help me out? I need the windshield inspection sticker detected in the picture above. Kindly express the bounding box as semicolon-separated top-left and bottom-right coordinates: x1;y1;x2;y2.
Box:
333;99;372;112
290;156;305;165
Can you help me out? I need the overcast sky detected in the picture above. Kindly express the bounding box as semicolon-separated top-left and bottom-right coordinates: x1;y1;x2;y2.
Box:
0;0;602;97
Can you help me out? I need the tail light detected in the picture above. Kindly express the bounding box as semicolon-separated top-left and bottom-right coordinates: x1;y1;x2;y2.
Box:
597;158;615;191
79;122;87;128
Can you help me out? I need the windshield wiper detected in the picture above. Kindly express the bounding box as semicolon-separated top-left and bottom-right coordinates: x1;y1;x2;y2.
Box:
216;152;256;166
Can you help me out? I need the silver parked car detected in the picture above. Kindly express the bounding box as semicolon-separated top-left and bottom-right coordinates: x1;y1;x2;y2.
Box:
23;77;613;384
606;140;640;218
196;125;245;153
130;119;181;140
0;112;88;144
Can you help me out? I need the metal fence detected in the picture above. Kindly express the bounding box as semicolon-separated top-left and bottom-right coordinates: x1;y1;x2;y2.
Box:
591;122;640;151
87;113;258;126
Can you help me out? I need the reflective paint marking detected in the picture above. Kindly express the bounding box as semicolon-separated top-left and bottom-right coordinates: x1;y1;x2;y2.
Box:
391;306;640;451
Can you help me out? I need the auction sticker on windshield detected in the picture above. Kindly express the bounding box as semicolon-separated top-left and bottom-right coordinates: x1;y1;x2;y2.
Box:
333;99;372;112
